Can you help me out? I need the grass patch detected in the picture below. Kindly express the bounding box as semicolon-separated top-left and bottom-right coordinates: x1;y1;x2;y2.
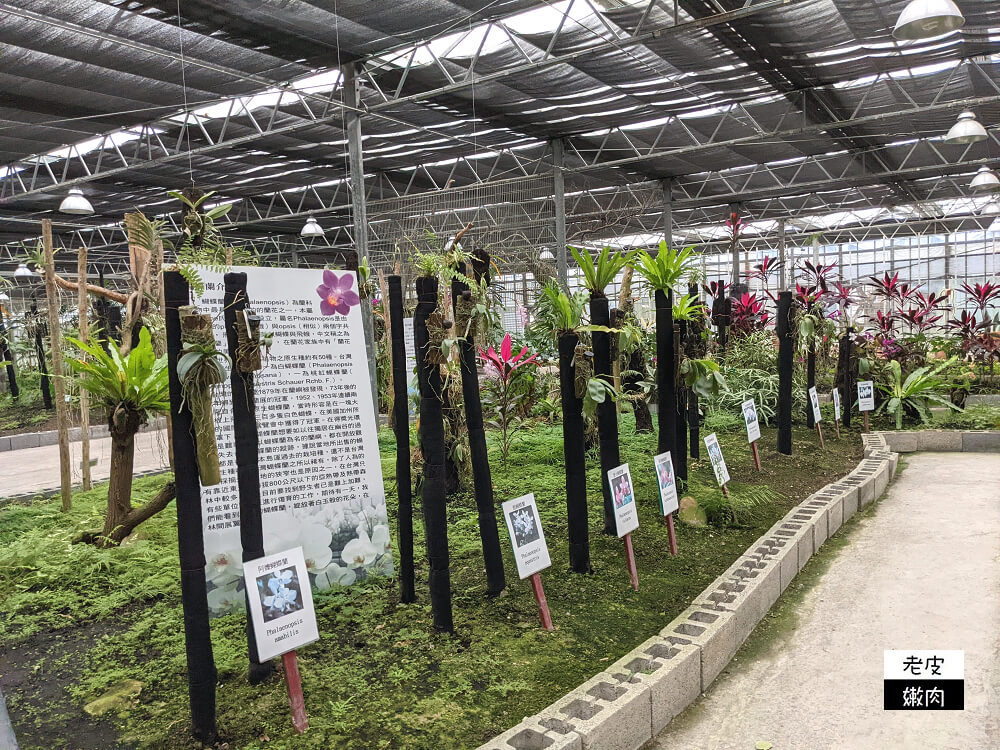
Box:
0;418;863;750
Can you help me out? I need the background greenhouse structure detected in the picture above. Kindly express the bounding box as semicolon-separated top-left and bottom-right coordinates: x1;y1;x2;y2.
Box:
0;0;998;321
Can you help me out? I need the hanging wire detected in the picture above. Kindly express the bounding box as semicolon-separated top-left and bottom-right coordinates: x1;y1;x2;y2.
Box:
174;0;195;186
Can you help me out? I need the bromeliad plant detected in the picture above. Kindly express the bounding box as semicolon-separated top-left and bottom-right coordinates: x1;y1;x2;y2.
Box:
630;242;696;292
67;326;175;547
875;357;961;429
480;333;540;462
571;246;634;297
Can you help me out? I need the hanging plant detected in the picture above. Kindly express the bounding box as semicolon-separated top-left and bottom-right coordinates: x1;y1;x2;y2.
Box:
177;306;230;486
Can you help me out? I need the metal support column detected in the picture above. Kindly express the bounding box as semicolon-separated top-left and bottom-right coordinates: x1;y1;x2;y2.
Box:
552;139;568;288
344;63;380;420
662;179;673;251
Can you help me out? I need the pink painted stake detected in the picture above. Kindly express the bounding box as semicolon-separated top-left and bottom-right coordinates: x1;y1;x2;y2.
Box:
666;514;678;557
529;572;554;631
623;533;639;591
750;440;761;471
282;650;309;733
721;482;730;498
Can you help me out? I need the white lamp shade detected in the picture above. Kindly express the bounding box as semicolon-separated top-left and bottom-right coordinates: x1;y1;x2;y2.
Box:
944;111;988;145
539;249;555;261
0;293;9;301
981;200;1000;216
970;166;1000;192
300;216;325;237
58;187;94;215
892;0;965;41
14;263;35;278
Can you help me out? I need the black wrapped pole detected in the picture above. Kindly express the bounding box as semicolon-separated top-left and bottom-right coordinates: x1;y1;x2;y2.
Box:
838;328;854;428
0;306;18;399
712;285;729;356
806;305;816;429
559;332;591;573
591;295;620;535
414;276;453;632
164;271;218;743
687;283;699;460
387;276;416;604
30;304;53;410
674;320;688;486
222;273;274;685
654;289;676;462
776;291;794;456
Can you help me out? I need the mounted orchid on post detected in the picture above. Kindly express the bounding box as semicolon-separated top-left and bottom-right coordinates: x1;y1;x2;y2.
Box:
480;333;540;463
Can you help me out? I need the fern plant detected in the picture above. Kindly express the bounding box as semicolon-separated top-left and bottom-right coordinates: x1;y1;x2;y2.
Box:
570;246;633;297
631;242;696;292
672;293;707;322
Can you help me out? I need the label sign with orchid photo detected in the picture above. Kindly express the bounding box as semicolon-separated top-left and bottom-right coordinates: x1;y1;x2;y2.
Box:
243;546;319;661
608;463;639;537
501;493;551;579
193;267;392;617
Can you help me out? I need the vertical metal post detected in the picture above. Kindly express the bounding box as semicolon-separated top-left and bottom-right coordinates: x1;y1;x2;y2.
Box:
343;63;380;420
777;219;787;289
662;179;673;250
552;139;568;288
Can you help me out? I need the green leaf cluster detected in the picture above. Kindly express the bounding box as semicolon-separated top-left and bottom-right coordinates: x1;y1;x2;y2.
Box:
571;246;633;295
680;357;727;400
876;357;962;429
631;242;696;292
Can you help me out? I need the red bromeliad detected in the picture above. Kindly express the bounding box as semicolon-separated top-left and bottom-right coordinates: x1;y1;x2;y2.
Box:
479;333;539;383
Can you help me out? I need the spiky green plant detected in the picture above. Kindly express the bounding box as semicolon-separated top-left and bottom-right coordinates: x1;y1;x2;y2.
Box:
876;357;962;429
631;241;696;291
570;246;633;296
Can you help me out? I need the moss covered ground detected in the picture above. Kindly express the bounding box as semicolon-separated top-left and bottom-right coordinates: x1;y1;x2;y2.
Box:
0;417;863;749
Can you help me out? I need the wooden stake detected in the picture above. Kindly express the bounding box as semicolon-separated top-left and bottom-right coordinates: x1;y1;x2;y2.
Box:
721;482;730;498
42;220;71;512
529;573;554;631
281;651;309;733
863;411;870;433
815;422;825;448
666;514;678;557
77;248;91;491
750;440;761;471
623;533;639;591
834;416;841;439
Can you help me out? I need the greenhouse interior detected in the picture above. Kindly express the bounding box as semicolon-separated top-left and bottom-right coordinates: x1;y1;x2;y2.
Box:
0;1;998;749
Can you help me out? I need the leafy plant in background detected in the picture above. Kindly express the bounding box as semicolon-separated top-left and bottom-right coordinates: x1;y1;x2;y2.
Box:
960;280;1000;314
701;485;778;527
680;357;727;399
875;357;961;429
671;293;707;323
582;376;621;419
571;246;634;296
630;242;696;292
525;280;587;354
479;333;540;462
730;292;769;337
746;255;784;290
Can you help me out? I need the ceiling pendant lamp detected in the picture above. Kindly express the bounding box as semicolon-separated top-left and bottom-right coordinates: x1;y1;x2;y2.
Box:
981;199;1000;215
58;187;94;215
970;166;1000;192
539;248;555;261
944;111;988;145
300;214;324;237
892;0;965;41
14;263;35;278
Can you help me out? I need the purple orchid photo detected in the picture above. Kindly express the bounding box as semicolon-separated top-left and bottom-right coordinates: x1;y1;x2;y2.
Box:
317;270;361;316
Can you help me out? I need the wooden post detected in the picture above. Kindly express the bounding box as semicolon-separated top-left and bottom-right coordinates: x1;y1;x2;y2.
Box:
623;533;639;591
815;422;825;448
863;411;870;433
0;304;18;399
834;415;841;439
281;651;309;733
750;440;762;471
42;220;71;512
77;248;92;491
666;515;678;557
529;573;554;631
721;482;730;498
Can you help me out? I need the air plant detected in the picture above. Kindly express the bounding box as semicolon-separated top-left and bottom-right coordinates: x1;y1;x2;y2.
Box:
960;281;1000;313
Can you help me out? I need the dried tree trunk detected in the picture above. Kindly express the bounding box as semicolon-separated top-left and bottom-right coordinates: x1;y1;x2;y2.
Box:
78;248;92;491
42;220;71;511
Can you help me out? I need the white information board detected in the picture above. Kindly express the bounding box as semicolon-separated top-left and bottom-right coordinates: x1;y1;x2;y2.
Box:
402;317;418;392
654;452;679;516
832;388;842;422
244;546;320;662
501;494;551;579
858;380;876;412
808;386;822;423
608;463;639;537
194;267;392;617
704;433;731;487
742;398;761;443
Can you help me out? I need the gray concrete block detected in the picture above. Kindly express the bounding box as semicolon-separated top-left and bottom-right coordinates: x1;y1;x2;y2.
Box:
697;554;781;647
797;499;829;549
476;718;582;750
768;516;815;575
830;482;859;522
661;605;737;690
541;673;651;750
873;461;889;498
606;636;701;736
0;436;10;452
916;430;963;452
826;493;844;535
884;431;918;453
37;430;58;447
962;431;1000;452
8;433;40;450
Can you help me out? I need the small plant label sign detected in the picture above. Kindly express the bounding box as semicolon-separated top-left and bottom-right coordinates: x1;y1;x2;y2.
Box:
244;546;320;662
808;386;822;423
704;433;731;487
654;452;679;516
858;380;876;412
833;388;842;422
608;463;639;537
502;494;551;579
742;398;761;443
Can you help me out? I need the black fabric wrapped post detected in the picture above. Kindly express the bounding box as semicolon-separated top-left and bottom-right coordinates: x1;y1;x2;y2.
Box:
776;291;794;456
0;306;18;399
30;305;53;410
559;332;591;573
687;283;700;460
674;320;688;486
451;277;505;597
414;276;453;632
387;276;416;604
838;328;854;428
711;286;729;356
806;306;816;430
164;271;218;743
654;289;676;462
222;273;275;685
590;295;620;535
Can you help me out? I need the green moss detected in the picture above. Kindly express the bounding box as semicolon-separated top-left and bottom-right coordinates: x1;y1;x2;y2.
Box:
1;418;864;750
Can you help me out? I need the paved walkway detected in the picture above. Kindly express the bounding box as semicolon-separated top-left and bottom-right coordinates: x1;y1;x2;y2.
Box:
0;429;170;499
651;452;1000;750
